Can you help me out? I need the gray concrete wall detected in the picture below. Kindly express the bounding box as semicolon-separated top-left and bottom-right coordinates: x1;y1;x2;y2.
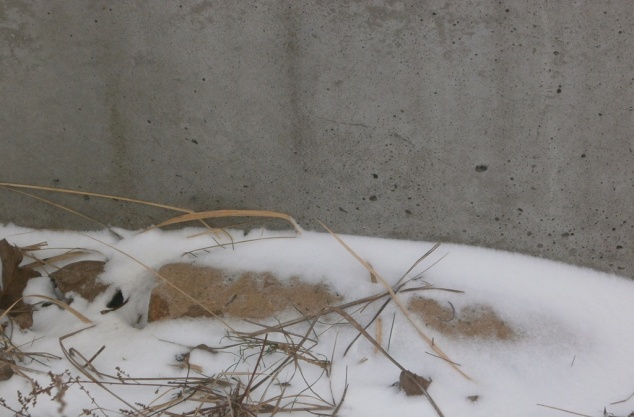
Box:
1;1;632;277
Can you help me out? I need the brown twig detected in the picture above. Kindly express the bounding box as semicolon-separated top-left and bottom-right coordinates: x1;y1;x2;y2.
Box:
536;403;594;417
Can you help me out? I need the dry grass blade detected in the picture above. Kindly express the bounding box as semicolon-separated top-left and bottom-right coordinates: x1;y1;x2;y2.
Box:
24;295;93;324
333;307;445;417
15;242;47;252
0;182;193;213
1;327;62;384
395;242;441;286
249;320;318;393
343;297;392;356
317;220;471;381
0;295;92;324
0;182;222;236
375;316;382;353
343;288;463;355
238;291;395;338
144;210;304;234
536;403;594;417
0;185;118;235
141;328;333;416
22;249;95;270
610;389;634;405
239;334;268;405
187;217;294;239
333;308;403;371
182;235;297;257
240;284;460;340
329;370;348;417
58;325;148;416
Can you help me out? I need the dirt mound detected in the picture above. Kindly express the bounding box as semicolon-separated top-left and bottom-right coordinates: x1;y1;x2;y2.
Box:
148;263;340;321
408;296;515;340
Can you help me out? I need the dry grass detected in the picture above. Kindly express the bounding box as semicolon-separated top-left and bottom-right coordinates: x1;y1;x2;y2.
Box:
55;326;338;416
317;221;470;381
0;183;462;417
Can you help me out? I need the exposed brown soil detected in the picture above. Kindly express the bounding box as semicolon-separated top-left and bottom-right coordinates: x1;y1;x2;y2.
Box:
11;252;514;343
408;296;515;340
148;263;340;322
149;264;515;341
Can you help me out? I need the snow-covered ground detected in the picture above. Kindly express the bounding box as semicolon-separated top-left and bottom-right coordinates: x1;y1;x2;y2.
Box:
1;223;633;417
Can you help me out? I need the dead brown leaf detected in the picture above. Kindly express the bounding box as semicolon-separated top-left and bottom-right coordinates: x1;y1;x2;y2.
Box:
0;359;15;381
0;239;41;309
11;311;34;329
49;260;107;302
399;370;432;396
0;239;40;328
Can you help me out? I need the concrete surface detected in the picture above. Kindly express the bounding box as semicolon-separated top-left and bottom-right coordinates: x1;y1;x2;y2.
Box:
0;1;632;277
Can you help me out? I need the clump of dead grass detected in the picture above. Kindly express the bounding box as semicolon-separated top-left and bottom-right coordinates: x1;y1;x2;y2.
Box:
51;324;337;416
0;183;466;417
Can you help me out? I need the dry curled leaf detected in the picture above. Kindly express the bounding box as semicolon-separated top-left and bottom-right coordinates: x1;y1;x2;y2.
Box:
49;260;107;302
399;370;432;396
0;239;39;328
0;239;41;310
11;311;33;330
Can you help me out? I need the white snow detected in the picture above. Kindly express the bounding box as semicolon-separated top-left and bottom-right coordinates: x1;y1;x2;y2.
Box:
1;222;633;417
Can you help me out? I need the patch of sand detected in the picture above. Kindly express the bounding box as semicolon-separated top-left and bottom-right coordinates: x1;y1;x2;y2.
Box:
408;296;515;340
148;263;340;321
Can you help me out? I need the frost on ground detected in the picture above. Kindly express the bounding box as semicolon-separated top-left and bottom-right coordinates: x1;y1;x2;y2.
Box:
0;223;633;417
